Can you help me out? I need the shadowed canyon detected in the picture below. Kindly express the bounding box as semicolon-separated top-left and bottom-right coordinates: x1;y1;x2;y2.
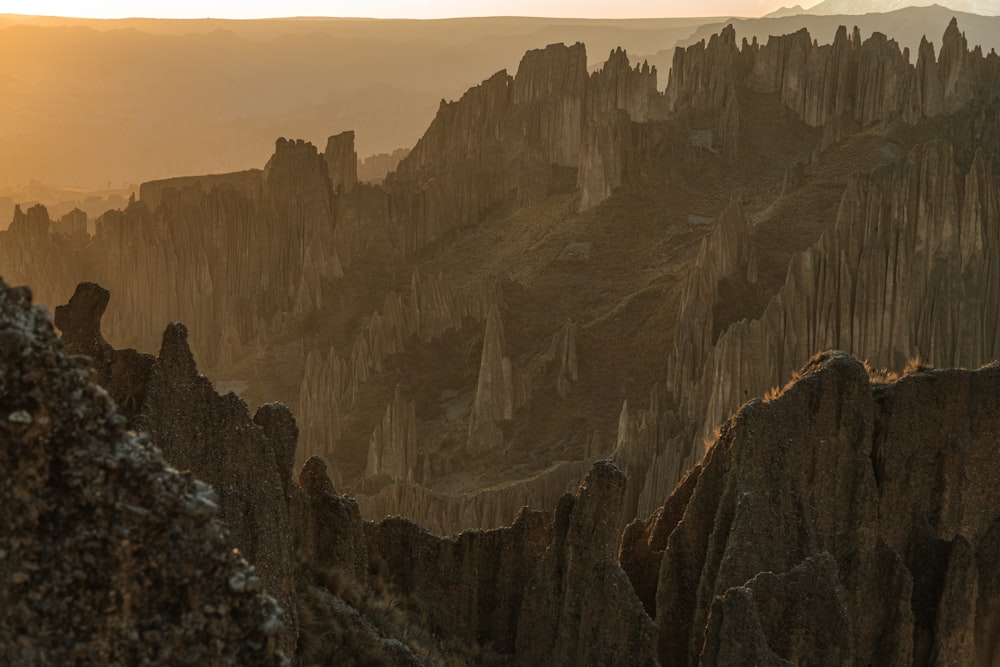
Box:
2;6;1000;665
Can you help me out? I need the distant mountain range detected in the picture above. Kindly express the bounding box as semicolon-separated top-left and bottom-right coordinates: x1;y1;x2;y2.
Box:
768;0;1000;17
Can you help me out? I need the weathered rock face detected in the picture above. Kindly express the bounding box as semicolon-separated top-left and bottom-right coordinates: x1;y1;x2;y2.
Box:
56;207;87;237
53;283;301;655
626;137;1000;524
366;385;417;482
666;25;746;116
468;304;530;456
364;460;656;665
588;47;664;122
577;110;634;211
296;271;502;472
621;350;1000;666
54;282;154;421
0;278;286;666
133;324;301;653
139;169;263;210
324;130;359;194
515;461;657;666
668;19;1000;133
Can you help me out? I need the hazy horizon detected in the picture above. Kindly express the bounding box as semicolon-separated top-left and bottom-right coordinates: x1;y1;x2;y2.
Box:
3;0;801;20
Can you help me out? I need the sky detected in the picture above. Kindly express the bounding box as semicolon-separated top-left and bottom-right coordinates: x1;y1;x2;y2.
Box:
0;0;798;19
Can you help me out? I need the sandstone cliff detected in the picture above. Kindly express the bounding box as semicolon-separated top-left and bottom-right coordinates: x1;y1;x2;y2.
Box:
0;278;286;666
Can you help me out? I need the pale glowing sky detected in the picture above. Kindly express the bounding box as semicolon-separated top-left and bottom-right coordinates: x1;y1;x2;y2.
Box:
0;0;800;19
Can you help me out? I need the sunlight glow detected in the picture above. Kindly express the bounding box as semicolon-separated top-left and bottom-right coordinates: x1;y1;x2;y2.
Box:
1;0;797;20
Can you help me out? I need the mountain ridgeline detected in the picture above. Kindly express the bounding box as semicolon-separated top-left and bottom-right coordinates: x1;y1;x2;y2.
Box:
3;11;1000;666
3;18;1000;538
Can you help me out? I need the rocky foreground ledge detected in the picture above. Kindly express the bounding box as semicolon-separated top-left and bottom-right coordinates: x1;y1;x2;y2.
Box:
3;275;1000;666
0;280;286;664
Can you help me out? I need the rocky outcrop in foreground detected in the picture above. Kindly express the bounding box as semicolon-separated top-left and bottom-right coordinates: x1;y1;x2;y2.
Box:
0;279;286;666
41;279;658;664
10;272;1000;665
622;350;1000;665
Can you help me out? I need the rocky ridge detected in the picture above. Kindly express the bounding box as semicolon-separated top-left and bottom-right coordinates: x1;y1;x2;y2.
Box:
621;350;1000;665
0;278;287;666
617;137;1000;523
12;273;1000;664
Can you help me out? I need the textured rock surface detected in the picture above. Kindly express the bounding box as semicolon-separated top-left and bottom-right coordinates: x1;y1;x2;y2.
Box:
468;304;530;456
324;131;359;194
0;278;286;666
53;283;300;654
296;271;502;471
515;461;657;666
622;350;1000;665
627;137;1000;522
365;460;656;665
667;19;1000;140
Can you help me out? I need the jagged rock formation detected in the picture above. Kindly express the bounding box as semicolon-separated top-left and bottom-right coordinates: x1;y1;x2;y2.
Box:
514;461;657;665
53;282;301;654
621;135;1000;523
621;351;1000;665
14;266;1000;665
54;282;154;420
614;202;758;521
366;385;417;482
296;272;502;471
543;319;579;398
366;461;656;665
325;131;359;194
0;278;286;666
668;18;1000;133
468;304;531;455
56;207;87;236
133;324;301;653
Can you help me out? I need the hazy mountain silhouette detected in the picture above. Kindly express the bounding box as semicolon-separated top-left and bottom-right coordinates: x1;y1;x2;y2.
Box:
0;15;708;189
769;0;1000;16
639;4;1000;77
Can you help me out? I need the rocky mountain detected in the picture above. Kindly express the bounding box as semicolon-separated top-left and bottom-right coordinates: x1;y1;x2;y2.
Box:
622;350;1000;665
0;280;286;666
5;273;1000;664
0;20;1000;648
614;18;1000;521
